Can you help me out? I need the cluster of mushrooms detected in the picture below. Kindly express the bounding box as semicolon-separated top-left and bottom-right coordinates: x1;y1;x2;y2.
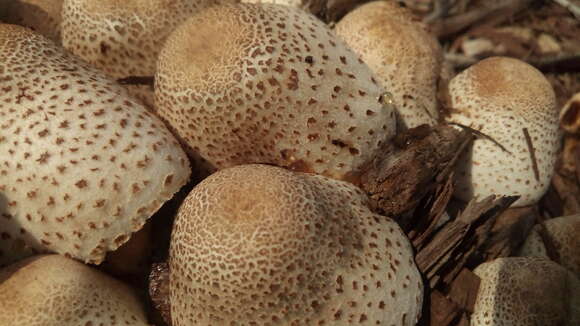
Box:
0;0;579;325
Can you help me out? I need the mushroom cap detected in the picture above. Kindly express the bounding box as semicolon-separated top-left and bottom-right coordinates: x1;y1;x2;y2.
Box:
335;0;443;130
169;164;423;325
61;0;237;107
0;0;63;42
445;56;560;206
0;254;149;325
0;24;191;266
472;257;580;326
519;214;580;279
155;3;396;181
560;92;580;134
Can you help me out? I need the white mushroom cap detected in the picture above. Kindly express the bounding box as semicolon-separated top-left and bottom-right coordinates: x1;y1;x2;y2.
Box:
519;214;580;279
445;57;560;206
0;0;63;42
0;254;150;325
560;92;580;134
472;257;580;326
61;0;237;108
335;1;443;130
169;164;423;325
0;24;191;266
155;3;396;181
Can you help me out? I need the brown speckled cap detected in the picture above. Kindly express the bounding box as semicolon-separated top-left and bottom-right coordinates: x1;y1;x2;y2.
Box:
154;3;397;181
0;24;191;266
335;0;443;130
61;0;237;107
445;57;561;206
519;214;580;279
169;164;423;325
0;255;150;325
0;0;63;42
472;257;580;326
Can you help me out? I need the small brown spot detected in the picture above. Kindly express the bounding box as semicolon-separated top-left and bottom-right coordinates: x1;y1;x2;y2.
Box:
75;179;88;189
164;174;174;187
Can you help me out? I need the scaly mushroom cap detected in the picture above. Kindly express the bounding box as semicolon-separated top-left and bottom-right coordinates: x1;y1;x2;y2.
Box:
170;164;423;325
61;0;237;108
445;57;560;206
335;1;443;130
519;214;580;278
0;24;191;266
472;257;580;326
155;3;396;181
0;0;63;42
0;255;149;325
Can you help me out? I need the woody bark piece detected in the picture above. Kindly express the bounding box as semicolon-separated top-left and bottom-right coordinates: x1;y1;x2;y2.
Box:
430;290;462;326
416;196;518;288
411;175;455;249
481;206;538;260
149;262;172;326
359;124;472;222
446;268;481;313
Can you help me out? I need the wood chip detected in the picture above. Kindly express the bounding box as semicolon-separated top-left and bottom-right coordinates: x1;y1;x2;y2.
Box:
359;124;472;220
446;268;481;313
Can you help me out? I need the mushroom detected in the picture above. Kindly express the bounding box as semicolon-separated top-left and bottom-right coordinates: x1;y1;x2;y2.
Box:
444;56;561;207
155;3;397;181
335;0;444;130
170;164;423;325
61;0;237;108
0;24;191;266
0;254;150;325
471;257;580;326
240;0;363;22
0;0;63;42
518;214;580;279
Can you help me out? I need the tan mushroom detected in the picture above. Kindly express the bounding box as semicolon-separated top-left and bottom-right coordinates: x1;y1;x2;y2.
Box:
0;254;149;325
444;56;560;207
472;257;580;326
0;24;191;266
240;0;363;22
335;0;444;130
519;214;580;279
155;3;396;181
170;164;423;325
61;0;237;108
0;0;63;42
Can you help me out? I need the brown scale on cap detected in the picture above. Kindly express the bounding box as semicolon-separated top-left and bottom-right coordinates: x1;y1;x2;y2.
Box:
519;214;580;279
471;257;580;326
335;1;443;130
170;164;423;325
0;255;150;325
0;24;191;266
445;57;561;207
61;0;237;108
155;3;397;181
0;0;63;43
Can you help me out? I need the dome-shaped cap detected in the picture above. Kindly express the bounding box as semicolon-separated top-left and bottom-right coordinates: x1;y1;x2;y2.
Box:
335;1;443;130
155;3;396;181
445;57;560;206
169;164;423;325
0;24;191;266
0;255;150;325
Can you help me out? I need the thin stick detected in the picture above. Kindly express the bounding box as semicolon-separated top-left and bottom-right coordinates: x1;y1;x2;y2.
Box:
448;122;512;155
523;128;540;182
